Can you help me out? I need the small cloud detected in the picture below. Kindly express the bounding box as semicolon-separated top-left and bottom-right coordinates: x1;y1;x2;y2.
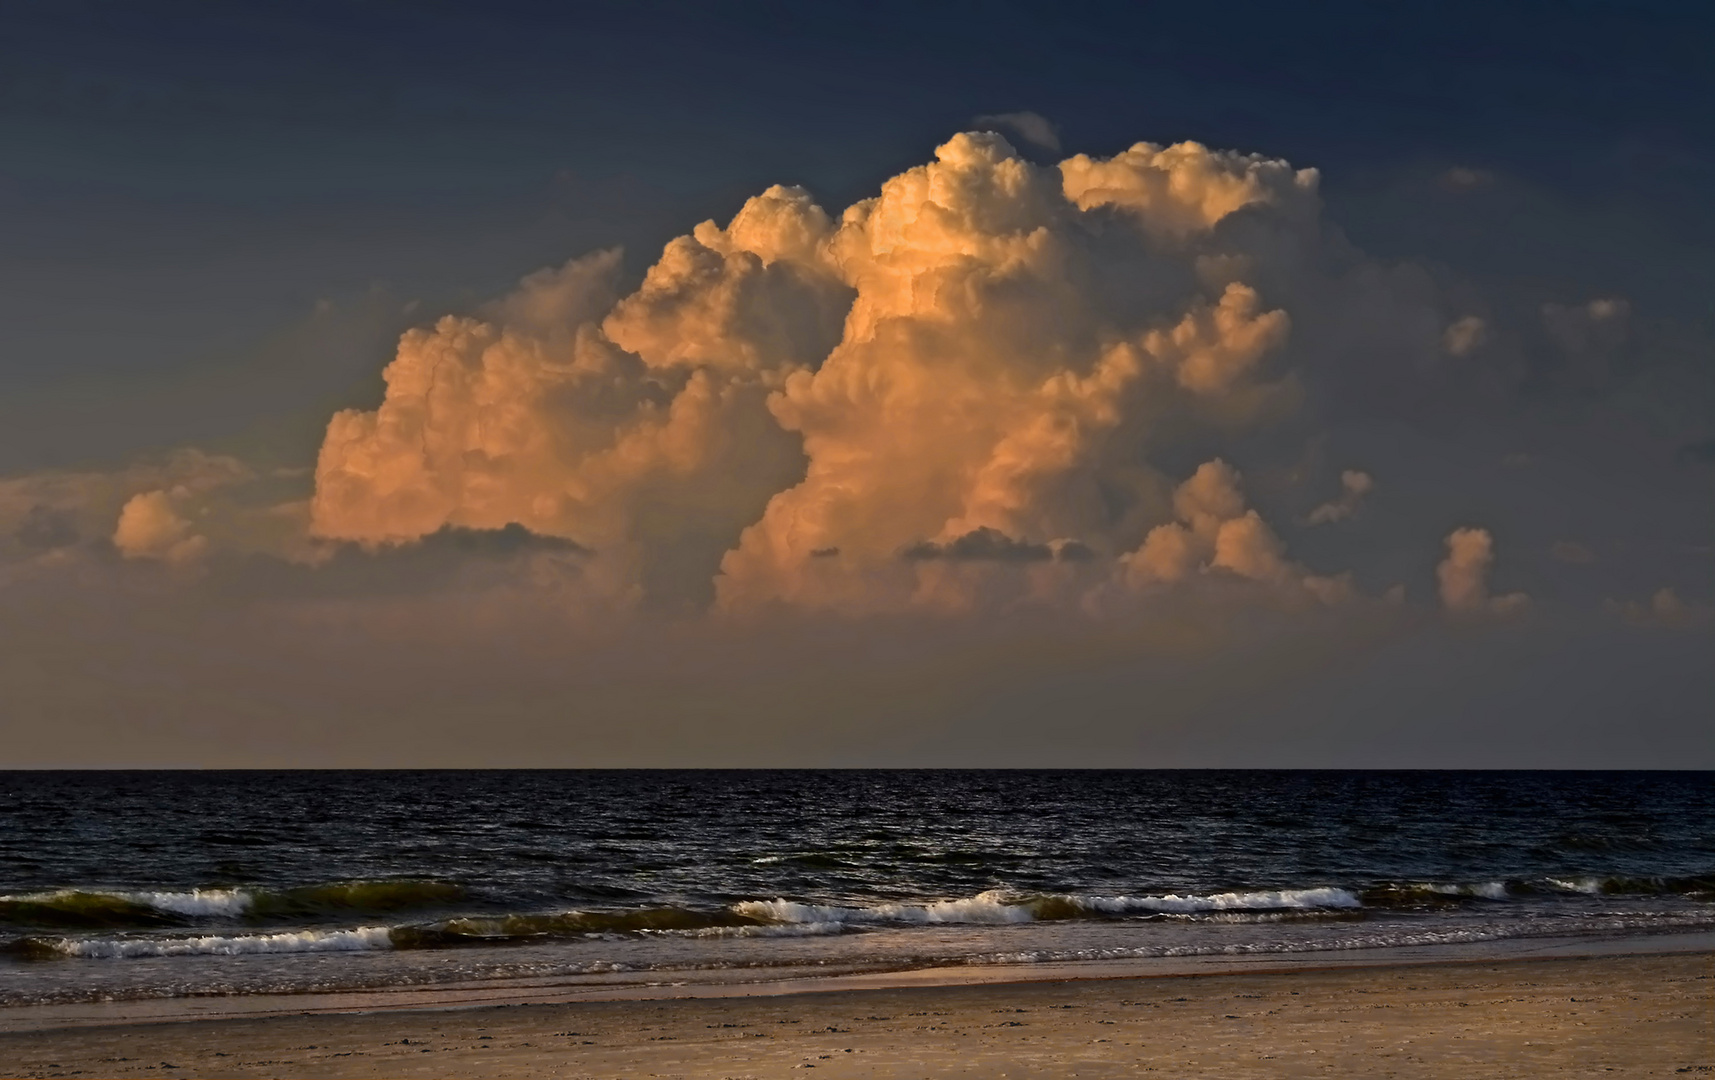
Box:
1675;437;1715;465
1609;588;1713;631
1542;297;1629;387
1543;297;1630;348
1442;315;1487;357
971;111;1060;153
809;546;840;558
113;490;207;565
1437;527;1528;618
1440;166;1495;191
1501;453;1534;469
1305;470;1373;526
1549;540;1596;565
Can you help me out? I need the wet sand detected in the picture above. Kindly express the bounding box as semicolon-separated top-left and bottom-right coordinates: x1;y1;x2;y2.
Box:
3;951;1710;1078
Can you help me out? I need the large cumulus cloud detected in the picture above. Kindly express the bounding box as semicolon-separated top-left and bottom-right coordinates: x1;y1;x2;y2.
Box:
310;132;1480;619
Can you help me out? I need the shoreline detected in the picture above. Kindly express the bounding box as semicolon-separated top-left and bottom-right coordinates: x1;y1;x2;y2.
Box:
1;947;1708;1079
4;927;1712;1034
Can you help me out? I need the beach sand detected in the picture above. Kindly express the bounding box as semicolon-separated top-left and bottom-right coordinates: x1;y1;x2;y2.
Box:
3;951;1710;1078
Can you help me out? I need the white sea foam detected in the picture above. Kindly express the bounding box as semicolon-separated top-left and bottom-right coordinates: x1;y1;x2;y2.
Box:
1422;882;1510;900
1067;887;1362;914
734;890;1037;926
0;888;256;918
733;886;1362;927
120;889;256;917
1385;881;1513;901
1549;877;1606;894
48;926;394;959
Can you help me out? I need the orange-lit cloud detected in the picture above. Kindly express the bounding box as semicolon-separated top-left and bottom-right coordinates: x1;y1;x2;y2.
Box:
1306;469;1374;525
112;490;206;563
299;133;1517;619
1437;527;1528;617
0;450;250;567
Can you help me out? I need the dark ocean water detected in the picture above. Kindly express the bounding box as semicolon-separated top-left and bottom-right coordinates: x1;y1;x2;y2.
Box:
1;770;1712;1007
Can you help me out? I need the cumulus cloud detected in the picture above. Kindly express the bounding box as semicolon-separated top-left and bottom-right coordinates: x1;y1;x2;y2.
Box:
1123;461;1249;586
302;131;1496;621
1437;527;1528;617
113;490;207;563
0;449;253;570
1306;469;1373;525
1099;459;1347;608
310;188;847;604
972;111;1060;153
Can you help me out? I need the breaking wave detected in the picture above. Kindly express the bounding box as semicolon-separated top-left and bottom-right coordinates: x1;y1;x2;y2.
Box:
735;887;1365;927
23;926;396;960
0;888;252;928
0;880;466;930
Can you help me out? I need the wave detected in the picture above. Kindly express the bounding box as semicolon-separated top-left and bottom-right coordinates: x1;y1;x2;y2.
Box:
1543;875;1715;897
7;871;1709;934
0;888;252;928
730;876;1714;926
734;892;1037;926
1360;875;1715;907
21;926;396;960
733;887;1363;927
12;912;858;962
389;906;761;947
10;874;1712;961
0;880;466;930
1361;882;1512;907
1062;887;1363;916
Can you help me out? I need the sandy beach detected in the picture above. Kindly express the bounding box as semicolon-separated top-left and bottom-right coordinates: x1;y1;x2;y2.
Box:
2;949;1709;1078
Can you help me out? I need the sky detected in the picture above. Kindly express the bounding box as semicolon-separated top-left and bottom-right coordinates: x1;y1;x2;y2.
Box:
1;0;1711;767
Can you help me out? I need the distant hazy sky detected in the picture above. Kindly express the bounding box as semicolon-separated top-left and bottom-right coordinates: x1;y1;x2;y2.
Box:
1;0;1710;767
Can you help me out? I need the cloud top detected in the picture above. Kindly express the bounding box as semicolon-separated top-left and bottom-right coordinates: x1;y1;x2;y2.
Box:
971;111;1061;153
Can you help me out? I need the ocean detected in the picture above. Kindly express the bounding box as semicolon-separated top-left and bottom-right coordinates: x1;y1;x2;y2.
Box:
1;770;1711;1010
